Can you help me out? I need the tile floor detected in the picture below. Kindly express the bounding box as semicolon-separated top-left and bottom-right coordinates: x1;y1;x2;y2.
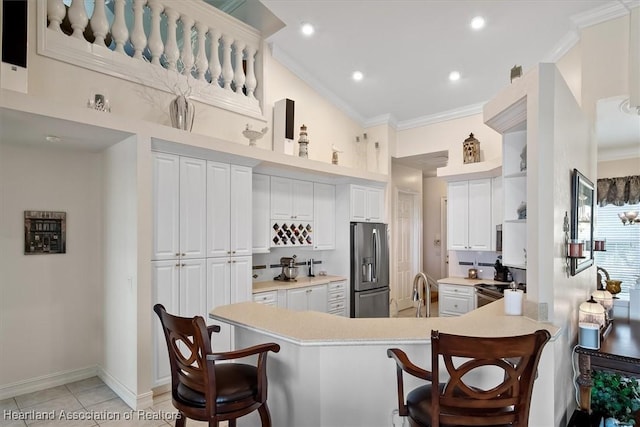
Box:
2;305;437;427
0;377;218;427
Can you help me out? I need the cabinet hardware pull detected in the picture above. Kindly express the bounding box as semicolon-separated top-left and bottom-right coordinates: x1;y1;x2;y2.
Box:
175;263;180;267
232;251;236;254
181;263;186;267
181;253;186;256
175;253;180;256
227;251;231;254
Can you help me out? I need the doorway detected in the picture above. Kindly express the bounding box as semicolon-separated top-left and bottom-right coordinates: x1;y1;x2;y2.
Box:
395;191;420;311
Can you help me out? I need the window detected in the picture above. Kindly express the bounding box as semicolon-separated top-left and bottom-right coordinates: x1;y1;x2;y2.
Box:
594;203;640;298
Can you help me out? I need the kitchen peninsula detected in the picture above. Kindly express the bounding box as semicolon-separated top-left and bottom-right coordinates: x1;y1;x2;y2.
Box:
210;300;559;427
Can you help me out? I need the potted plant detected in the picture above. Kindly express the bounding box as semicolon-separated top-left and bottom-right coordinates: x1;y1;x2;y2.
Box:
591;370;640;426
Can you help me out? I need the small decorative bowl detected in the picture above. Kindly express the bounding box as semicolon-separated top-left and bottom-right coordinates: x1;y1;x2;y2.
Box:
605;280;622;296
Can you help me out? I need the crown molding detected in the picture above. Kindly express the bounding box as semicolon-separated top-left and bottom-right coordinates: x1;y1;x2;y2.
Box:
396;102;485;131
571;0;636;29
269;43;367;126
543;30;581;63
364;114;398;129
598;146;640;162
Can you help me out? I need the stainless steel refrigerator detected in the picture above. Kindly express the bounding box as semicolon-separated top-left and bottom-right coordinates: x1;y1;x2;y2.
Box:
350;222;390;318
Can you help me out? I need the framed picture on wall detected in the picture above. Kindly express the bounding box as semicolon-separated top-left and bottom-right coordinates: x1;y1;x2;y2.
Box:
24;211;66;254
570;169;594;276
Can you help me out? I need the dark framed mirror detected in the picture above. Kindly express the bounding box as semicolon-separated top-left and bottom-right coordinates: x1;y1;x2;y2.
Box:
570;168;594;275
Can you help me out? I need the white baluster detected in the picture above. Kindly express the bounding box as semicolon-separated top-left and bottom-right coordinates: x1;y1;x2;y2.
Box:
194;22;209;81
244;45;257;99
68;0;88;39
164;8;180;71
208;30;222;87
111;0;128;54
90;0;109;47
147;0;164;65
131;0;148;60
221;34;234;90
233;41;246;95
47;0;66;32
180;15;195;75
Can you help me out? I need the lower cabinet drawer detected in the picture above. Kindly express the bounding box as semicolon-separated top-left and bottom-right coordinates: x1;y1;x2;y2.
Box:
439;294;473;316
328;290;346;302
253;291;277;306
328;300;347;316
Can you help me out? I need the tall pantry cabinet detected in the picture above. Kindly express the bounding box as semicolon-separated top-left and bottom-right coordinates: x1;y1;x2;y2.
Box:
151;152;252;387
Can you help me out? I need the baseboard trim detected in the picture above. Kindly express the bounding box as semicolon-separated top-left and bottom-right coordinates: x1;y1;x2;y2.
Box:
98;368;153;410
0;366;99;400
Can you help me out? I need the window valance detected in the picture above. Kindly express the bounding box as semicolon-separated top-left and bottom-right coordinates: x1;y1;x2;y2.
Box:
597;175;640;207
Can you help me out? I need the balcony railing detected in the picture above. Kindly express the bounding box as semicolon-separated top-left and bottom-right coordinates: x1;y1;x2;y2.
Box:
38;0;264;119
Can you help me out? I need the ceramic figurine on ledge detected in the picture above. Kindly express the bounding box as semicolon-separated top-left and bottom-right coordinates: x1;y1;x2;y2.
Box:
298;124;309;158
242;124;268;147
331;144;343;165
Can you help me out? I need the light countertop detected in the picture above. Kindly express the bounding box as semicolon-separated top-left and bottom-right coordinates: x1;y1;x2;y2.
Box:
253;275;347;293
437;276;510;287
210;300;559;346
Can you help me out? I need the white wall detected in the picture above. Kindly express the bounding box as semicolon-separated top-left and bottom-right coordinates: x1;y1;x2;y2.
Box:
0;143;103;391
422;177;447;279
396;114;502;168
598;157;640;178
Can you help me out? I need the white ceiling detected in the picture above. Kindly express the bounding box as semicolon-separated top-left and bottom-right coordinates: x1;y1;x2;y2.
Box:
255;0;639;173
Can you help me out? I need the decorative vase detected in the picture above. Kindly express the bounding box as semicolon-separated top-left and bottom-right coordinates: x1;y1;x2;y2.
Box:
169;95;195;131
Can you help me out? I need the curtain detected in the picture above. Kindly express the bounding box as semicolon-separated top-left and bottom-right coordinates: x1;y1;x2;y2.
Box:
597;175;640;207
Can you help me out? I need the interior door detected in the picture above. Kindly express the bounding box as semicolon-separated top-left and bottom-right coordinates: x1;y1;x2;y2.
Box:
396;192;414;311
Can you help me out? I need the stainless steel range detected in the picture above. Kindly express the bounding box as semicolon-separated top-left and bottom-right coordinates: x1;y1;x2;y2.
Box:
475;283;526;308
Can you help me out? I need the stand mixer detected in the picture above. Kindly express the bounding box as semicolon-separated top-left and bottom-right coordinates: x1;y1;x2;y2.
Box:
274;256;299;281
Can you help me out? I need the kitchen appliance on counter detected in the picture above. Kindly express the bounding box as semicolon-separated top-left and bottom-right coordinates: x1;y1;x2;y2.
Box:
475;282;526;308
274;256;299;281
350;222;390;318
493;258;512;282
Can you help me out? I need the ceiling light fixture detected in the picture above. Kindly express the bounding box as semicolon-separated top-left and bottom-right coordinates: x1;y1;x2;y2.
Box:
301;22;314;36
352;71;364;81
449;71;461;81
45;135;61;143
471;16;485;30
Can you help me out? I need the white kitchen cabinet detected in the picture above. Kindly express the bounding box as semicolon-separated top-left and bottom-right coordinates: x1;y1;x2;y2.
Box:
447;179;492;251
207;162;252;258
438;283;475;317
270;176;314;220
252;174;271;253
350;185;384;222
207;256;252;352
327;280;347;316
152;153;207;261
152;258;207;385
286;284;328;313
313;183;336;250
253;290;278;306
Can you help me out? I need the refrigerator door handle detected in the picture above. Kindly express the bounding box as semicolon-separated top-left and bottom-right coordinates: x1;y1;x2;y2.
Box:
372;229;378;282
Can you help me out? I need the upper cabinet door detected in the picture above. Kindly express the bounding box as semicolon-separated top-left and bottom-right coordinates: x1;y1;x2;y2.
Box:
207;162;231;258
314;183;335;250
152;153;180;260
366;187;384;222
467;179;492;250
292;180;314;220
350;185;385;222
270;176;313;220
179;157;207;259
447;181;470;250
270;176;293;219
252;174;271;253
230;165;252;256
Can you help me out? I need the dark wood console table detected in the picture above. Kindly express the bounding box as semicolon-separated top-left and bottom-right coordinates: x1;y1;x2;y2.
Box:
575;318;640;412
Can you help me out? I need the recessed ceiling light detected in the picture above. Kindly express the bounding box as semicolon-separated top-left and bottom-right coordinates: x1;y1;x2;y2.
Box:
352;71;364;81
471;16;485;30
301;22;314;36
449;71;461;81
45;135;61;143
